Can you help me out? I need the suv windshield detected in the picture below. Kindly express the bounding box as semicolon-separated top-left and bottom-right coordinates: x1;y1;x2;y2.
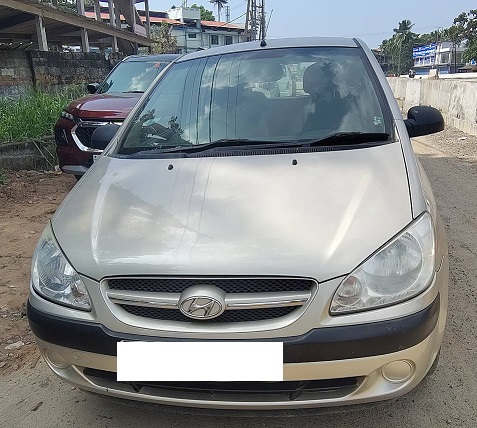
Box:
100;60;173;94
115;47;389;155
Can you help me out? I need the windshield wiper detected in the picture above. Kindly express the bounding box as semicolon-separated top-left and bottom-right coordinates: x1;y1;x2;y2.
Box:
154;134;391;154
292;132;391;147
119;134;391;158
155;139;294;154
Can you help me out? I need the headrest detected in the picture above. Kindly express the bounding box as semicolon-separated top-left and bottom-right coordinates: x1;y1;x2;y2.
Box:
239;60;285;83
303;61;336;95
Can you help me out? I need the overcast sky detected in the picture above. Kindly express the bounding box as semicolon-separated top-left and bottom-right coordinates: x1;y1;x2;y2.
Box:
148;0;475;48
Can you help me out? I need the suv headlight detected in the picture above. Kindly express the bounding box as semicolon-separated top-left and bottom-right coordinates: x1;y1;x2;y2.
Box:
60;110;76;122
330;212;435;315
31;225;91;311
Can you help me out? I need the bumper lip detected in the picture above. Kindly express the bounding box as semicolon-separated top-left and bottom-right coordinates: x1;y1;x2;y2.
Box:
27;294;440;363
60;165;89;175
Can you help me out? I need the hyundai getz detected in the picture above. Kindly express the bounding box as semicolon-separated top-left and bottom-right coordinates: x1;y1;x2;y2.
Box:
28;37;448;411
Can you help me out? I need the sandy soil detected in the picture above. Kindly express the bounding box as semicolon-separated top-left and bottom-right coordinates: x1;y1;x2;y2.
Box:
0;170;76;374
1;127;477;426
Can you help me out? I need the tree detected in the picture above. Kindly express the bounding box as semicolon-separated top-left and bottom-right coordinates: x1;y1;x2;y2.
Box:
209;0;228;22
191;3;215;21
40;0;93;14
389;20;417;75
453;9;477;62
151;22;178;54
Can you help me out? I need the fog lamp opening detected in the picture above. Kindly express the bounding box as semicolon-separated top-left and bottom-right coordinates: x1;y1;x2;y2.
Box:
382;360;414;383
44;349;69;369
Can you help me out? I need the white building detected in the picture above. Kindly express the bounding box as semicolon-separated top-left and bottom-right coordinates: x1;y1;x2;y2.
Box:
166;6;245;53
85;5;245;54
413;42;466;75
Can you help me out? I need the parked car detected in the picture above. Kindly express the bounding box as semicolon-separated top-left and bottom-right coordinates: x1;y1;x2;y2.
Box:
54;54;180;179
28;37;448;412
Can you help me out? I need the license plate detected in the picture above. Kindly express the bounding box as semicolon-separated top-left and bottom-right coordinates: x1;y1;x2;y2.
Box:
117;342;283;382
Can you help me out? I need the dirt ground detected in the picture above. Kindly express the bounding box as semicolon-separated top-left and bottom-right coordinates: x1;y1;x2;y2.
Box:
0;170;76;374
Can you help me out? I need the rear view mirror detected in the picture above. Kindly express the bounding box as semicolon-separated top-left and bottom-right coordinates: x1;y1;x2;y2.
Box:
91;124;120;150
404;106;444;138
86;83;100;94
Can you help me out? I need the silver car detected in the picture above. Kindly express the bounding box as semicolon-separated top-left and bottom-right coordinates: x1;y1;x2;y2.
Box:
28;37;448;411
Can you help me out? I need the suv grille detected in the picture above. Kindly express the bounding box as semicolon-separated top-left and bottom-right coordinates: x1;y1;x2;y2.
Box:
72;121;122;149
74;125;96;148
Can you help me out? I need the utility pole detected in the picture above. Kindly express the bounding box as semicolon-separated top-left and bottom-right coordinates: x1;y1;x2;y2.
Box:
258;0;266;40
225;5;230;23
244;0;265;41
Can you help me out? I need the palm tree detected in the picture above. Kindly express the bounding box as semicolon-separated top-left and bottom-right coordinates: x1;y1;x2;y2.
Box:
210;0;228;22
391;20;416;75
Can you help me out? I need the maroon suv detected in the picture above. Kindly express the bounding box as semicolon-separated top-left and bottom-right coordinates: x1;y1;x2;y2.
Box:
55;54;179;179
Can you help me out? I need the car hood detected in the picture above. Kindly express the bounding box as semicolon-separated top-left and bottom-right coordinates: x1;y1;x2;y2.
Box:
52;143;412;282
65;93;141;120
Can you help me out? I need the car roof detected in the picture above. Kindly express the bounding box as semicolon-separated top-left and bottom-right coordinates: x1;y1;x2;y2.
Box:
177;37;360;62
123;54;182;62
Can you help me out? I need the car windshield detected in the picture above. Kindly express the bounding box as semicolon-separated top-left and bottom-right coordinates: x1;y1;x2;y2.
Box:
99;60;173;94
115;47;389;155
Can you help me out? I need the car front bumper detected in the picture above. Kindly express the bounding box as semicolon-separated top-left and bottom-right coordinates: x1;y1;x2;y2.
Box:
27;290;446;411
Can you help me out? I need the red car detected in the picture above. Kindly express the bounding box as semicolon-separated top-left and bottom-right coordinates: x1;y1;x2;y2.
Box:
55;54;180;179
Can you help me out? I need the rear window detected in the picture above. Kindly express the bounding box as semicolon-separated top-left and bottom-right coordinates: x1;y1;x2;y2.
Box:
100;60;172;94
115;47;390;154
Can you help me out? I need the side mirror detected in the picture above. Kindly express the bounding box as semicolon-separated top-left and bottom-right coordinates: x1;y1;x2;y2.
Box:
404;106;444;138
91;124;120;150
86;83;100;94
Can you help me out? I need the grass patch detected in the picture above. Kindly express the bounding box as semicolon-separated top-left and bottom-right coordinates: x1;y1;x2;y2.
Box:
0;87;85;143
0;168;8;186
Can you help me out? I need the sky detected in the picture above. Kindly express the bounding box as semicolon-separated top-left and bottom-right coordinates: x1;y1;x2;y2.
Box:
147;0;476;48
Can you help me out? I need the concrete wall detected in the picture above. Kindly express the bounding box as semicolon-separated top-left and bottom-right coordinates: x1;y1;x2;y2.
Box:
0;51;124;98
0;138;56;171
0;51;34;98
388;77;477;136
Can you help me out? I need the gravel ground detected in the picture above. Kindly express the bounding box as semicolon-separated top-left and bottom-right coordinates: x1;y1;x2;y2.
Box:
1;127;477;427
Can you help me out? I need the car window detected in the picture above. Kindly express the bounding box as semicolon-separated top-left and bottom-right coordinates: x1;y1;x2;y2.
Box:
119;61;193;151
100;60;172;94
116;47;389;155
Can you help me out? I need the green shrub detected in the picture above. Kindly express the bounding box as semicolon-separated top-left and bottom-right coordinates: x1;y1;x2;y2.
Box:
0;168;7;185
0;87;84;143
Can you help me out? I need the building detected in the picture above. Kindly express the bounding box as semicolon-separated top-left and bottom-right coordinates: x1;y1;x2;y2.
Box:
167;6;244;53
372;48;394;74
412;42;466;75
85;5;245;54
0;0;151;55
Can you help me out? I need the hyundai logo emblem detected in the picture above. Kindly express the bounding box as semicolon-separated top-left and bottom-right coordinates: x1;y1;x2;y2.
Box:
178;285;226;320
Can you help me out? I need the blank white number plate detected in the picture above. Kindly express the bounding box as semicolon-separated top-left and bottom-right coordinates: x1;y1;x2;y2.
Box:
117;342;283;382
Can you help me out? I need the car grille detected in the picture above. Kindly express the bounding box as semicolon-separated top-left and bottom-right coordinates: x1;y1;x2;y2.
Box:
82;368;359;401
119;304;297;323
72;120;122;149
108;277;313;294
104;277;316;326
74;124;96;148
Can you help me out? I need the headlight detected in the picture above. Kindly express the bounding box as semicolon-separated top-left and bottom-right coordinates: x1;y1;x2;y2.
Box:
60;110;76;122
31;225;91;311
330;212;435;315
